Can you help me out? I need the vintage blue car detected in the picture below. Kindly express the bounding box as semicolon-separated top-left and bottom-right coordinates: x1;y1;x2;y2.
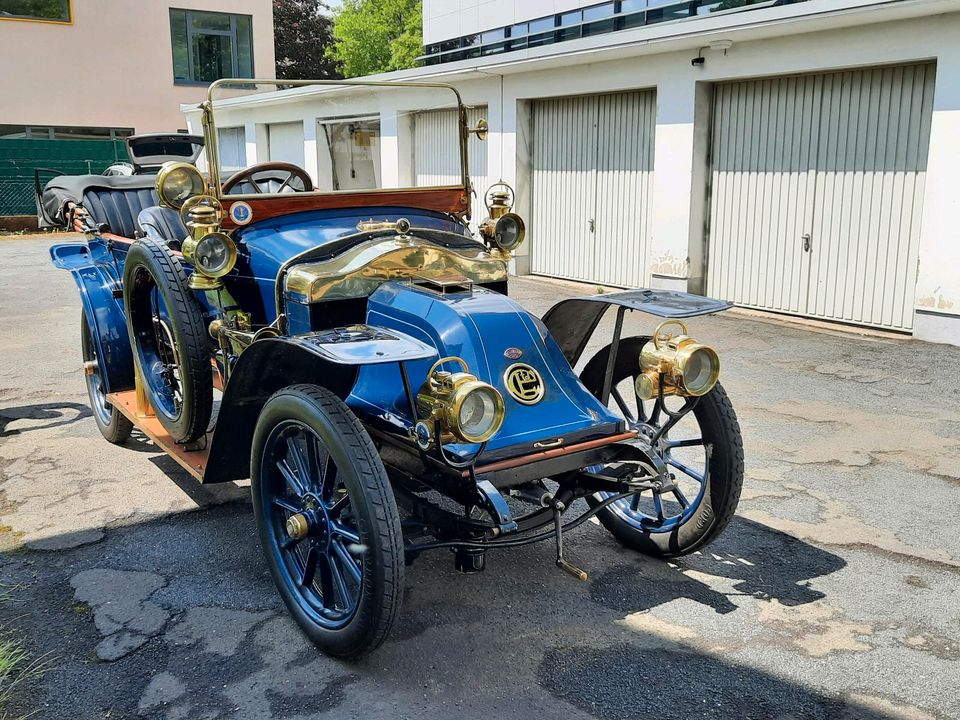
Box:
44;79;743;657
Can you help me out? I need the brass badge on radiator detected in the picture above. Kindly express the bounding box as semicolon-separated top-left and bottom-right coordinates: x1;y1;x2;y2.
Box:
504;363;544;405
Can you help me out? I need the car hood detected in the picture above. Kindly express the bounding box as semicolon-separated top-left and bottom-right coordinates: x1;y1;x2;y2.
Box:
347;281;623;459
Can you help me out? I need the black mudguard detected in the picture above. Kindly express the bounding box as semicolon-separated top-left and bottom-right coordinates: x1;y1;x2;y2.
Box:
204;326;436;483
541;289;731;367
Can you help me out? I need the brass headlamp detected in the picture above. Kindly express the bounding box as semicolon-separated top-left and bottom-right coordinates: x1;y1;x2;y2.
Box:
178;195;237;290
156;162;207;210
478;182;525;255
634;320;721;401
414;356;505;448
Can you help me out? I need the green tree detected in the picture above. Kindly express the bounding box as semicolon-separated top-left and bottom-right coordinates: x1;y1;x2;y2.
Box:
274;0;340;80
327;0;422;78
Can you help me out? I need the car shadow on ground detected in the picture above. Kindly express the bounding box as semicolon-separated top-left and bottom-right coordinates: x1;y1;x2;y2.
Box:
587;514;844;616
0;401;91;437
0;498;897;720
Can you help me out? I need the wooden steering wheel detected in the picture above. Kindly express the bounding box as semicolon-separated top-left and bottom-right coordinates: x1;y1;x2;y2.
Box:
221;162;314;194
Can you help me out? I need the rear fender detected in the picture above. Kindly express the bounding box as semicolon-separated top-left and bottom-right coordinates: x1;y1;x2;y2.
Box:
50;241;134;393
542;289;732;367
205;326;436;483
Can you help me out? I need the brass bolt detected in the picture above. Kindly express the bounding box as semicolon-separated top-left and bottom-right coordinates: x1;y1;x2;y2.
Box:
286;513;309;540
83;361;98;377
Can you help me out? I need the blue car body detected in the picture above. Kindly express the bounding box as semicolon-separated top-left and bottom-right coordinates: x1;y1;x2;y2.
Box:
51;203;626;467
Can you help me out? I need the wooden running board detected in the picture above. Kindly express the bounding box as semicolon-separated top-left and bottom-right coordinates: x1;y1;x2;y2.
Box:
107;390;210;481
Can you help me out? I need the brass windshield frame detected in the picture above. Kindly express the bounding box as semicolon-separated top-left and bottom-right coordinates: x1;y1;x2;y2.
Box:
201;78;471;205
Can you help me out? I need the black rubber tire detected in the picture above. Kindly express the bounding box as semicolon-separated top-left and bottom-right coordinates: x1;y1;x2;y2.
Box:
122;239;212;443
580;337;744;557
251;384;404;658
80;310;133;444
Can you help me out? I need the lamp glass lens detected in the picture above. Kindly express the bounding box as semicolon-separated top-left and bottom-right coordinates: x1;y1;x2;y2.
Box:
684;349;717;394
164;167;204;207
494;216;522;251
459;389;497;439
195;235;230;274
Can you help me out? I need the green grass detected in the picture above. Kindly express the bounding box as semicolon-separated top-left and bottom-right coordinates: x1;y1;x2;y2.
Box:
0;584;54;719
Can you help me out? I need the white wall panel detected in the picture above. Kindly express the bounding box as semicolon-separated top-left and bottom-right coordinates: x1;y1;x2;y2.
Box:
267;121;305;167
707;64;934;331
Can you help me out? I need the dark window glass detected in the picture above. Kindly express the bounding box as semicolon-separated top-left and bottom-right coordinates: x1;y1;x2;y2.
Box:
169;8;254;84
583;2;615;34
0;0;70;22
646;1;695;23
556;10;582;41
481;40;507;55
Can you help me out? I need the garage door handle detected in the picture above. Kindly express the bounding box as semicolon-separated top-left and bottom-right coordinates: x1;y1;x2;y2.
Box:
588;219;595;233
802;233;811;252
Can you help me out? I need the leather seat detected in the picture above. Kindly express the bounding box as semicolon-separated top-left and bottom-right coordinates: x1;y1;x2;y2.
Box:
82;186;157;239
137;206;187;246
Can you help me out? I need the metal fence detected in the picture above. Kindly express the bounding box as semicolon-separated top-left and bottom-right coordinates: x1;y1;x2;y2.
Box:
0;138;128;216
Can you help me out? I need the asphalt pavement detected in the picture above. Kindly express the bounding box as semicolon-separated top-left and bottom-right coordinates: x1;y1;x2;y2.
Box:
1;234;958;719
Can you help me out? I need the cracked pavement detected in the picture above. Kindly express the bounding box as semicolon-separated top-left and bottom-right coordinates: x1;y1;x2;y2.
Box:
1;235;959;719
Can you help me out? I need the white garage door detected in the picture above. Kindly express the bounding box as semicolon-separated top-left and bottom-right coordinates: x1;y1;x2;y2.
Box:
414;106;487;225
531;90;656;288
218;127;246;173
267;121;305;167
707;64;935;331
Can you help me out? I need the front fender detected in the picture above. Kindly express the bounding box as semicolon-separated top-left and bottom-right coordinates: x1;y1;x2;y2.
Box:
542;289;732;367
205;326;436;483
50;241;134;393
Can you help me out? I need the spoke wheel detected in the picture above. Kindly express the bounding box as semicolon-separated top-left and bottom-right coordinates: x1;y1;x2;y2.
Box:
252;385;404;657
80;310;132;443
122;239;212;443
580;337;744;557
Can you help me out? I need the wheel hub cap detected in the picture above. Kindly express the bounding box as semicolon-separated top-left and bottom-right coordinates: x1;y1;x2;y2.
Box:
285;513;309;540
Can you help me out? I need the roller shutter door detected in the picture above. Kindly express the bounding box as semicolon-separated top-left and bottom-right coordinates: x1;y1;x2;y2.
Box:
707;64;934;331
531;90;655;288
414;106;487;228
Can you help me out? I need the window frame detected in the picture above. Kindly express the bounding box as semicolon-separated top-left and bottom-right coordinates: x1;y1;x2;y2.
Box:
0;0;72;24
169;8;254;86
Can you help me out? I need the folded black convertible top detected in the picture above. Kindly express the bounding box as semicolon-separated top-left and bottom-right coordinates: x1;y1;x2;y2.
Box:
41;174;156;227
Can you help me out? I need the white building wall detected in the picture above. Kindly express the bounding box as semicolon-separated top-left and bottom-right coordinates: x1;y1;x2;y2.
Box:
184;6;960;345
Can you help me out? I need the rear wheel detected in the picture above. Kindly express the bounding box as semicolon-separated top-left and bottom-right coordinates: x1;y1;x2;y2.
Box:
580;337;743;557
80;310;132;444
251;385;404;658
122;239;212;443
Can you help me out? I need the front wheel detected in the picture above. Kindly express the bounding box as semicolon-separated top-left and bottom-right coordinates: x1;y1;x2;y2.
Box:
251;385;404;658
580;337;744;557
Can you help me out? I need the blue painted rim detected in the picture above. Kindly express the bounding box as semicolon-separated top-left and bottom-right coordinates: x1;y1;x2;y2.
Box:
82;319;113;427
261;419;363;629
128;268;181;422
597;420;708;533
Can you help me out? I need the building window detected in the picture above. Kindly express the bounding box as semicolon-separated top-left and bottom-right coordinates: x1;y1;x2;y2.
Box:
169;9;253;84
0;0;71;23
0;124;133;140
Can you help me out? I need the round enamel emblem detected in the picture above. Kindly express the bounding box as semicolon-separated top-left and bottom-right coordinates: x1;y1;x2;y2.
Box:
504;363;544;405
230;201;253;225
